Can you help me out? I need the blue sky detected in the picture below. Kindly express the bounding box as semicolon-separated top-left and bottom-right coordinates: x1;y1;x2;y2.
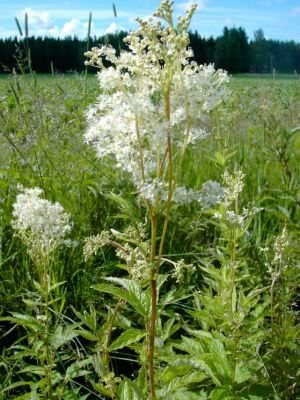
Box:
0;0;299;41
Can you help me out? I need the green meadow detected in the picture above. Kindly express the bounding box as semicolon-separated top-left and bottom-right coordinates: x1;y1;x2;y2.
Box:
0;70;299;399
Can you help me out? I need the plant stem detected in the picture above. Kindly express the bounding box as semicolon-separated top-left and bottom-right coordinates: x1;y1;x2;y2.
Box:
231;198;238;390
149;277;157;400
147;214;158;399
42;269;53;400
147;87;173;400
103;299;123;373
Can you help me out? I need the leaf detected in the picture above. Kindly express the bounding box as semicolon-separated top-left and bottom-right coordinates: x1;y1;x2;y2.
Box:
169;354;221;386
117;379;142;400
50;325;78;349
19;365;45;376
49;280;66;293
209;387;234;400
73;328;98;341
92;278;149;317
110;328;146;351
186;328;213;341
0;380;31;393
235;360;263;384
0;313;42;332
173;390;207;400
65;358;93;380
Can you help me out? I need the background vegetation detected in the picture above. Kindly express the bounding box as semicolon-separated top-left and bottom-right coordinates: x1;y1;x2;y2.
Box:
0;69;299;399
0;28;300;74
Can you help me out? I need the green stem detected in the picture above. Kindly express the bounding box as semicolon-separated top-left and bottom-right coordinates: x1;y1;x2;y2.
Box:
43;271;53;400
149;277;157;400
147;214;158;399
147;86;173;400
231;198;238;390
103;300;123;373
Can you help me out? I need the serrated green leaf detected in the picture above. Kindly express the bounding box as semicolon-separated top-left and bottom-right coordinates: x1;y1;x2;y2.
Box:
73;329;98;341
110;328;145;351
0;313;42;332
92;280;148;317
65;358;92;380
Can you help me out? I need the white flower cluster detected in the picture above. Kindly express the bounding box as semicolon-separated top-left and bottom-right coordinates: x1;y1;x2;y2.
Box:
83;230;111;261
139;179;224;208
11;187;72;256
261;227;289;284
139;180;198;206
84;0;229;197
273;226;289;265
172;259;196;283
222;169;245;207
198;180;224;209
213;170;263;227
84;224;149;280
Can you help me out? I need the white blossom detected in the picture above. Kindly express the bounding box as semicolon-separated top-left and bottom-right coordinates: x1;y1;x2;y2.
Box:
222;170;245;207
198;180;224;209
11;187;71;256
84;0;229;195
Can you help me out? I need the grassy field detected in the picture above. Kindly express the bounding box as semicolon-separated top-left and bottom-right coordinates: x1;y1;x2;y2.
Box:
0;71;299;399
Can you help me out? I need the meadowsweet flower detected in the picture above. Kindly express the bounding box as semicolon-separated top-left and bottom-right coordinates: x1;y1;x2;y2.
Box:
84;0;229;199
212;171;263;227
222;170;245;207
83;231;111;261
273;226;289;265
198;180;224;209
173;259;195;283
11;187;71;257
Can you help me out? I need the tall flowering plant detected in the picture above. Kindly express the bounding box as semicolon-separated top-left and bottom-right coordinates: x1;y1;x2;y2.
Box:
9;187;73;398
84;1;228;397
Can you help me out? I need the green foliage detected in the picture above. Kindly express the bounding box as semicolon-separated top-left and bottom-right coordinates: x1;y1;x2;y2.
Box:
0;66;299;399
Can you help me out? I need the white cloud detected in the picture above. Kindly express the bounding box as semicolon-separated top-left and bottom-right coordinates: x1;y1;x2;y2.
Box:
176;1;207;12
14;7;134;38
105;22;118;34
20;8;54;30
104;22;125;34
45;8;137;21
17;9;95;37
61;18;81;36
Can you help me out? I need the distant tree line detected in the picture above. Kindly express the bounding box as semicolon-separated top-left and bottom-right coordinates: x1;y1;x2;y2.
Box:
0;28;300;74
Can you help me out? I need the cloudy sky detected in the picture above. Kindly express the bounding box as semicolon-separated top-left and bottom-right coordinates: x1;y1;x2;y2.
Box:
0;0;299;41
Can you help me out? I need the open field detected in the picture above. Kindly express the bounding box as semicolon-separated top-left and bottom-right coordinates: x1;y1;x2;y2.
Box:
0;69;299;399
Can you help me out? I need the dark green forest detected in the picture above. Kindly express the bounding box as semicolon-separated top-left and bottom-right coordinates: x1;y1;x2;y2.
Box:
0;27;300;74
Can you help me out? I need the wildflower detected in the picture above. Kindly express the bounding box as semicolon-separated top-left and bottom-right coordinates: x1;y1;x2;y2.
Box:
139;180;200;206
173;259;195;283
83;231;111;260
222;170;245;207
84;0;229;201
198;180;224;209
273;226;289;265
11;187;71;258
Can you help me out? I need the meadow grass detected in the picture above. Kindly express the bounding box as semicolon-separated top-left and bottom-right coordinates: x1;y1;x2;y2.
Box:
0;71;299;399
